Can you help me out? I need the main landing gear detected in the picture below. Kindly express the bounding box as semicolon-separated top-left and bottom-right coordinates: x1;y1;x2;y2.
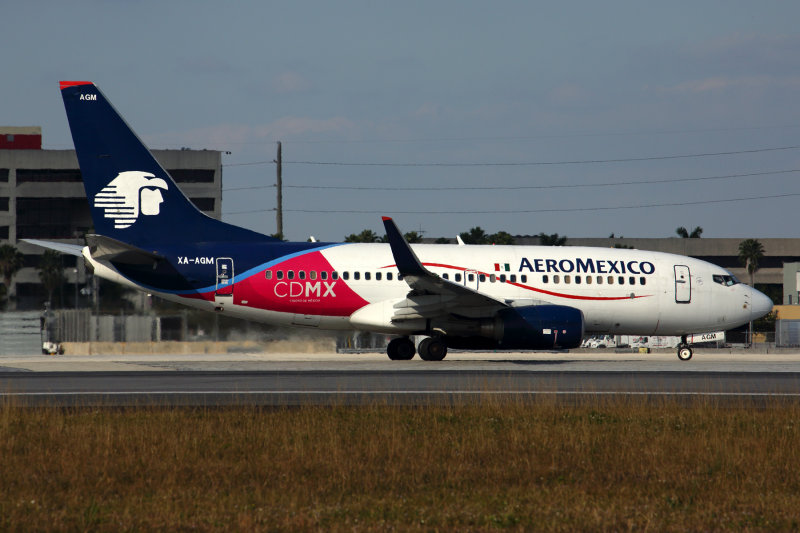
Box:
418;337;447;361
387;337;415;360
386;336;448;361
677;335;693;361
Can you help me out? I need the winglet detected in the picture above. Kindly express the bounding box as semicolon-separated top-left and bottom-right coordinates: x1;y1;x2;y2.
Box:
381;217;427;277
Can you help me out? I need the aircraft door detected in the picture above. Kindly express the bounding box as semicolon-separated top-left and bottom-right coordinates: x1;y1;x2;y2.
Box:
215;257;234;297
674;265;691;303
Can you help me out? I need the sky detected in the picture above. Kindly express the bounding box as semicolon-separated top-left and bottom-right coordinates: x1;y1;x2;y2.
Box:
4;1;800;242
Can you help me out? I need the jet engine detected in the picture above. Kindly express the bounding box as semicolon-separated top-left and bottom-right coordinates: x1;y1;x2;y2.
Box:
443;304;584;350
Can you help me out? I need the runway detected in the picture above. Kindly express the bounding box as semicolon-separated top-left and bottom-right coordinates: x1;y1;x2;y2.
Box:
2;350;800;406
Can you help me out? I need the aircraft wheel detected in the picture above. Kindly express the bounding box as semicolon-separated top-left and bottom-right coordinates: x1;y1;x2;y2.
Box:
677;345;693;361
418;337;447;361
387;337;415;360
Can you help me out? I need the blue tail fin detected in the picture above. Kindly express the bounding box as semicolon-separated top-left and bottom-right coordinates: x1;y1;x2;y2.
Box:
59;81;272;246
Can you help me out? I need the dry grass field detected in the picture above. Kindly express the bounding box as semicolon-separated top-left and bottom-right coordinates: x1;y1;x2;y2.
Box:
2;397;800;531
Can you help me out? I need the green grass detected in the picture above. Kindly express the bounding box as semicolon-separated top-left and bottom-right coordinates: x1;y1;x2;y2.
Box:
2;398;800;531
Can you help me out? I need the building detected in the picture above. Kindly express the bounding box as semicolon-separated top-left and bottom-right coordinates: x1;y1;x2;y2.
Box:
1;126;222;309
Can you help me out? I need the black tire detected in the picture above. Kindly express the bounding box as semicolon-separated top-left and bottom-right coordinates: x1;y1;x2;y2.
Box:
418;337;447;361
387;337;415;360
677;346;693;361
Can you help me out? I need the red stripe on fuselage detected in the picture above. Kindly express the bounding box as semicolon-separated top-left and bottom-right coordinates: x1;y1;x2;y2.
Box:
382;262;651;302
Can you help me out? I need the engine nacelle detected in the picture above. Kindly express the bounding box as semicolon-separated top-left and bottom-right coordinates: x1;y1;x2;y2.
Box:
492;304;584;350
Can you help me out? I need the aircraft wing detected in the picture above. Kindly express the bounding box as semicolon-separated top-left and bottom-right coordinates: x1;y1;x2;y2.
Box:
21;239;84;257
381;217;508;320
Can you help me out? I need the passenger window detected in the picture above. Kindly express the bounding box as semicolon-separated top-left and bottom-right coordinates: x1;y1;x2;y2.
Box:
639;277;646;285
354;272;361;281
521;275;527;283
575;276;582;284
489;274;496;283
543;275;549;283
364;272;371;281
398;274;404;281
287;271;295;280
387;272;393;281
342;272;349;280
585;276;592;285
332;272;339;280
479;274;486;282
607;276;613;285
629;276;635;285
310;271;317;280
277;271;284;280
298;271;306;280
468;274;475;282
565;275;571;284
596;276;602;285
499;274;506;283
510;275;517;283
618;276;625;285
554;275;560;284
265;271;273;280
442;273;449;280
321;271;328;280
376;272;382;281
455;273;462;282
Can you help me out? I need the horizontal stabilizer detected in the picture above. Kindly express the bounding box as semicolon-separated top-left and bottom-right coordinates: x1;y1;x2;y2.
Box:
21;239;84;257
85;234;164;265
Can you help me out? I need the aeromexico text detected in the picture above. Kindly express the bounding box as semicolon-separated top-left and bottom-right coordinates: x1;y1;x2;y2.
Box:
519;257;656;275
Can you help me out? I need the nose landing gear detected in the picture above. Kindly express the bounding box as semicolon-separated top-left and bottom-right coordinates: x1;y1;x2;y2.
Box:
677;335;693;361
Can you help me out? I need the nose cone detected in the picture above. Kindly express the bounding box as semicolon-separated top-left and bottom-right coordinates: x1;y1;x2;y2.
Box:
750;287;773;319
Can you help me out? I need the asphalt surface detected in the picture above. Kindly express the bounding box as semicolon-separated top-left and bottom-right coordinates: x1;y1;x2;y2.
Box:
2;350;800;406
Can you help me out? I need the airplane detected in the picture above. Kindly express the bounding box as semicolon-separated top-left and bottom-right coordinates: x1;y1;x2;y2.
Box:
25;81;774;362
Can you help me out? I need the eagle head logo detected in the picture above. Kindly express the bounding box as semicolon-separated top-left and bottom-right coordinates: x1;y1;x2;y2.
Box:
93;171;168;229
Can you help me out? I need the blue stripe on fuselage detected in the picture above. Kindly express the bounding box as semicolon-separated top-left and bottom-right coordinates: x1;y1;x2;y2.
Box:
111;242;344;295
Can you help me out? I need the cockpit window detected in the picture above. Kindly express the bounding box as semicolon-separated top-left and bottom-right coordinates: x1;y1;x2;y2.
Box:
713;273;739;286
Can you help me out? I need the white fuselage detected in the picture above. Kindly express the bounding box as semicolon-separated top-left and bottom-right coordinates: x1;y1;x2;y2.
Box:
85;242;773;338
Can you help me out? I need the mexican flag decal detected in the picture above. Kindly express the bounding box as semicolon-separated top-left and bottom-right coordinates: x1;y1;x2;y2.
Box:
494;263;510;272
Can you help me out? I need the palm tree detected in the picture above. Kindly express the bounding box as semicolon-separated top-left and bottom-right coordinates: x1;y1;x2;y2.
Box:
459;227;489;245
676;226;703;238
38;250;65;308
738;238;765;347
489;231;515;245
537;233;567;246
738;239;765;287
0;244;24;302
403;231;424;243
344;229;381;243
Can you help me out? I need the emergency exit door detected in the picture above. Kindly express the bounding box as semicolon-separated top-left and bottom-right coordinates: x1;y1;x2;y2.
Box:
674;265;691;303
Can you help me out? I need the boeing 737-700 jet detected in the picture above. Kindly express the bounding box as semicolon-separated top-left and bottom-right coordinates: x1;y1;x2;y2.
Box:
26;81;774;361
